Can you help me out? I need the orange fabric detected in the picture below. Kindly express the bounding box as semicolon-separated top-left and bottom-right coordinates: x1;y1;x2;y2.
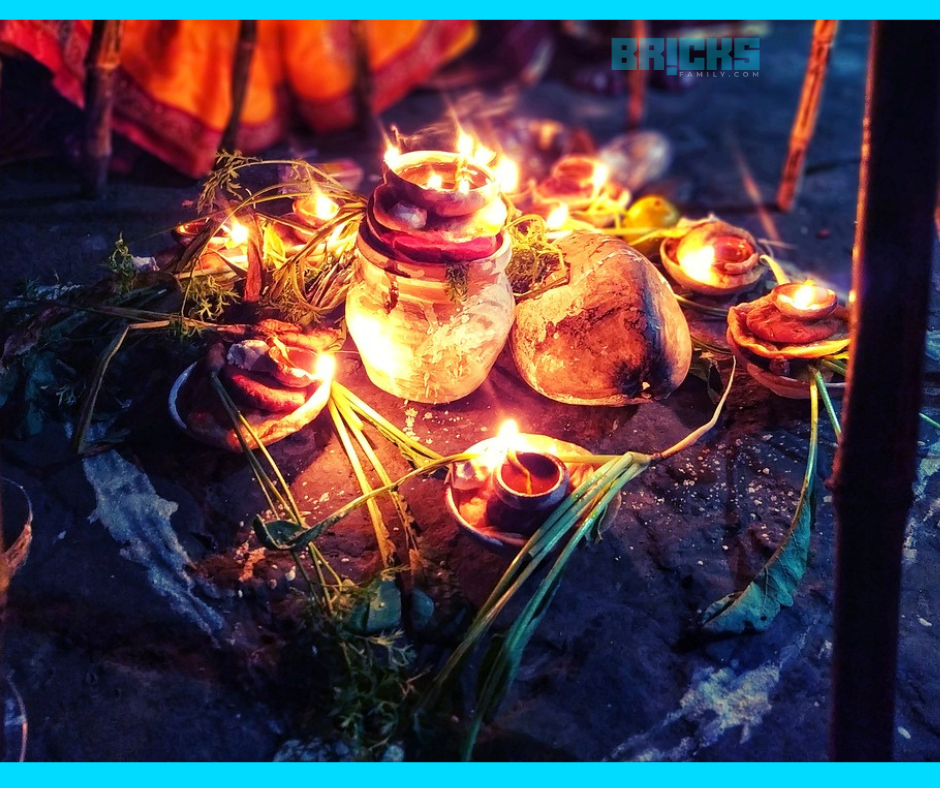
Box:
0;20;476;176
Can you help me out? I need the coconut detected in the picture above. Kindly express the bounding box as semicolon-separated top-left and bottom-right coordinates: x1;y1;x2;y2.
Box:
510;232;692;405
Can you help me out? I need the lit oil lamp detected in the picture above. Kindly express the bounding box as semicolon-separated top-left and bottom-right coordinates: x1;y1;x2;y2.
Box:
726;279;850;398
771;280;838;319
445;421;607;549
660;219;765;297
535;155;613;212
382;148;500;217
489;449;570;535
174;217;248;251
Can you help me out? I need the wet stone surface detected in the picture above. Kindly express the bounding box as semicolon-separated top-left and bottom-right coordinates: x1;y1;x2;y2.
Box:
2;21;940;761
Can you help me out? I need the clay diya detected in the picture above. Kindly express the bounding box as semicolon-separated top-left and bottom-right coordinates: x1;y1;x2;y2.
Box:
726;280;850;398
445;427;617;550
169;320;338;450
660;219;765;296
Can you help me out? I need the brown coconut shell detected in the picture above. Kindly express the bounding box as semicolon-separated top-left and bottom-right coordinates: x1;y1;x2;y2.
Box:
510;232;692;405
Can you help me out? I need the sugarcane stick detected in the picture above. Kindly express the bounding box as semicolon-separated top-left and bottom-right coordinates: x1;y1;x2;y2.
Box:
218;20;258;156
776;20;839;212
82;20;123;198
350;20;376;142
830;21;940;761
626;19;648;129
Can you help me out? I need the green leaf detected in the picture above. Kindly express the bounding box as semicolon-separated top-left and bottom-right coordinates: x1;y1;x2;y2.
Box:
700;382;820;633
252;517;305;550
348;578;402;634
687;349;726;404
409;588;435;632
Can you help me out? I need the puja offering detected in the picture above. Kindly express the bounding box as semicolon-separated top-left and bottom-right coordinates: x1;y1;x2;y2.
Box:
660;219;766;296
726;280;850;398
445;426;615;549
346;143;515;403
169;319;337;450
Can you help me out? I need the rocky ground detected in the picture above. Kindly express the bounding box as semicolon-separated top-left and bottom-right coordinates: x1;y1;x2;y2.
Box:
2;20;940;761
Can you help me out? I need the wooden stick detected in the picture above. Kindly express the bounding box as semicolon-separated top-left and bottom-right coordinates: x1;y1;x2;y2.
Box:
626;20;648;130
82;20;123;198
829;20;940;762
218;20;258;156
776;20;839;212
350;20;376;142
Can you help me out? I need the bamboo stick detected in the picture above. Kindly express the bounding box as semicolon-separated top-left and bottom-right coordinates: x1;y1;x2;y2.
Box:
626;20;648;130
82;20;123;197
776;20;839;212
829;21;940;762
218;20;258;156
350;20;376;141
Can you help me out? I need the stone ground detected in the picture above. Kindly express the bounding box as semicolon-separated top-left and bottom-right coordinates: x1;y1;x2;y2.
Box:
2;20;940;761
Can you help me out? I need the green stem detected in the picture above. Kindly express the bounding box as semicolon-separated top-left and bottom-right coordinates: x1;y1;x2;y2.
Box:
328;398;396;567
813;369;842;439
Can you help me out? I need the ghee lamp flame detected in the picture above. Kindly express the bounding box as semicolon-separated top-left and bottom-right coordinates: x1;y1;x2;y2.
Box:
312;192;339;221
227;220;250;246
498;419;520;441
457;178;470;194
591;162;610;192
383;144;401;166
677;243;717;284
426;172;444;190
456;131;474;158
546;203;569;231
315;353;336;381
471;145;495;167
494;158;520;194
772;280;838;319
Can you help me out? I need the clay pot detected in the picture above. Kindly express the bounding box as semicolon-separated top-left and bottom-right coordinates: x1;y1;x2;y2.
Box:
510;232;692;405
346;233;515;404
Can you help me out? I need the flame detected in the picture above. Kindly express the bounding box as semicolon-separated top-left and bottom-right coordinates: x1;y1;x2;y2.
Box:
228;220;249;246
315;353;336;381
678;244;716;283
457;178;470;194
471;145;495;167
791;281;817;310
546;203;569;231
494;158;519;194
383;143;400;166
591;162;610;192
457;131;474;158
426;172;444;189
498;419;519;440
313;192;339;221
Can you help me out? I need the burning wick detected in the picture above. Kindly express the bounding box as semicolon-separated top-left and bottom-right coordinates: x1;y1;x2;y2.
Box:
384;144;400;166
472;145;495;167
456;131;474;158
546;203;569;231
426;172;444;190
457;178;470;194
677;244;717;284
591;162;610;193
312;193;339;221
227;220;250;246
773;281;838;319
315;353;337;381
494;158;519;194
